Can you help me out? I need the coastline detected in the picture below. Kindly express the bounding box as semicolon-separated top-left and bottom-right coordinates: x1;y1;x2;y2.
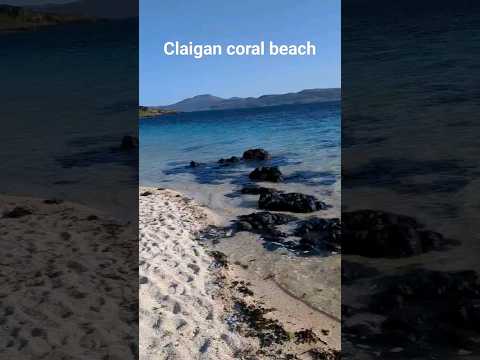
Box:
139;186;339;359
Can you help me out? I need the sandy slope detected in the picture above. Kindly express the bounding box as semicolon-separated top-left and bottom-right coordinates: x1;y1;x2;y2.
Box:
0;194;137;359
139;187;247;360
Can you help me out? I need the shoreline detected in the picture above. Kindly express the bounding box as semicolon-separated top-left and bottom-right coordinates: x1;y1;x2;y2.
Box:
139;186;340;359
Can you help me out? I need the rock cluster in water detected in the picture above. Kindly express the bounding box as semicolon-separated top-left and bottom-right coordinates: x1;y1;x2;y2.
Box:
191;148;335;253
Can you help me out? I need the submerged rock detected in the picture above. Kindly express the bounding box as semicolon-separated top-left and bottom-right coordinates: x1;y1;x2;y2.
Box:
258;192;330;213
343;210;458;258
295;218;341;252
218;156;240;165
242;148;271;161
240;185;279;195
249;166;283;182
189;161;202;168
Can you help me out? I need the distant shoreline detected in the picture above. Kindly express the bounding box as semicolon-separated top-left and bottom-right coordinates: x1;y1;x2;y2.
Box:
0;4;99;33
144;88;340;113
139;98;340;118
139;106;176;118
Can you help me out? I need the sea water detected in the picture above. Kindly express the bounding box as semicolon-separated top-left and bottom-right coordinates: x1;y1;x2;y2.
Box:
140;101;340;217
140;101;341;317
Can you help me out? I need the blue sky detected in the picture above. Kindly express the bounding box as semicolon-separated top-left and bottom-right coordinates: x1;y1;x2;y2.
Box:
140;0;340;105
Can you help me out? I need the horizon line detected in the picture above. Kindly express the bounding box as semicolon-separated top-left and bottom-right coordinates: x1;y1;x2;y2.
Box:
140;86;341;107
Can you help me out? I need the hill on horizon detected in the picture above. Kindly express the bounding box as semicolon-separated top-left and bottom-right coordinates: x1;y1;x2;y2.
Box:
151;88;340;113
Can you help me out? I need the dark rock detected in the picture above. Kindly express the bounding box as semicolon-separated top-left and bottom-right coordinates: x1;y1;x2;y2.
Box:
86;215;98;221
234;212;296;244
218;156;240;165
120;135;138;150
140;191;152;196
3;207;32;218
259;192;330;213
242;148;271;161
189;161;202;168
343;210;458;258
295;218;341;252
249;166;283;182
241;185;278;195
237;212;296;233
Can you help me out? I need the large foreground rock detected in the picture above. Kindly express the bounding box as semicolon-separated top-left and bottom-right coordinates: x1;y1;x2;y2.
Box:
295;218;341;252
343;210;458;258
249;167;283;182
258;192;330;213
242;148;271;161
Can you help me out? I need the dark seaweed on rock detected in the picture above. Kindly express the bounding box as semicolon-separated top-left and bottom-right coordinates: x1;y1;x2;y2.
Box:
342;210;459;258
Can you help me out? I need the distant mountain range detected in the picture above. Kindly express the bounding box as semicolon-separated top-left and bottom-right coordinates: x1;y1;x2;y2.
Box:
155;88;340;113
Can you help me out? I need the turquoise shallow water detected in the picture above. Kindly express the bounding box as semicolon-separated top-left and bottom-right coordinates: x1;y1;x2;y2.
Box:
140;101;340;218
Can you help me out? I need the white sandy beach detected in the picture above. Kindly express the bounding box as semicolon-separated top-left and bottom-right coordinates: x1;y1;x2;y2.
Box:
139;187;340;360
0;194;137;359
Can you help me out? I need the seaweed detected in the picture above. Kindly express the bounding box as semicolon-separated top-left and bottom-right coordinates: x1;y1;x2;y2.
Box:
235;300;289;347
